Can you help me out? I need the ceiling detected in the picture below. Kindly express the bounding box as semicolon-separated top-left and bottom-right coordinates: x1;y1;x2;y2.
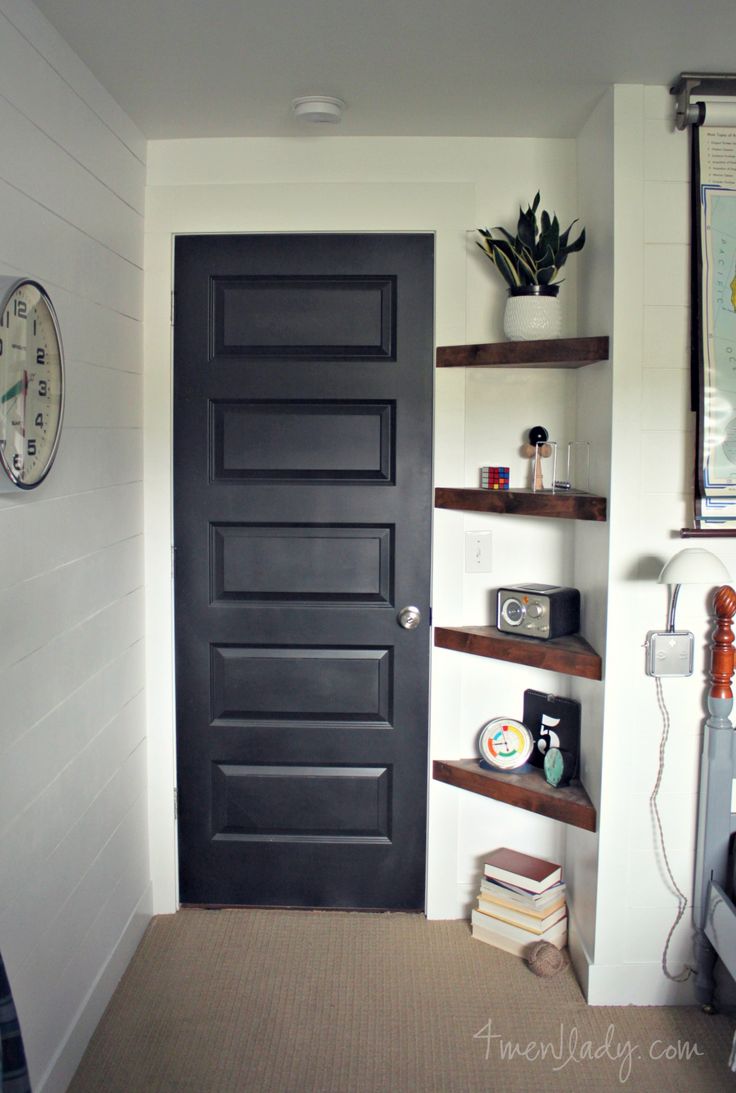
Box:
33;0;736;139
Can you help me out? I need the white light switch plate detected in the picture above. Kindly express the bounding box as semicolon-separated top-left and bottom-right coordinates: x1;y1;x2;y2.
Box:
465;531;493;573
645;630;694;677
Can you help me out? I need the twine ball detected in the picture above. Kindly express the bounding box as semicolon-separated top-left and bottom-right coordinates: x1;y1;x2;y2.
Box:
526;940;569;977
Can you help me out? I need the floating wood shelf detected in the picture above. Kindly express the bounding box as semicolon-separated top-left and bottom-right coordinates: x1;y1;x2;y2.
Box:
435;625;602;681
435;486;607;522
436;336;609;369
680;528;736;538
433;758;597;832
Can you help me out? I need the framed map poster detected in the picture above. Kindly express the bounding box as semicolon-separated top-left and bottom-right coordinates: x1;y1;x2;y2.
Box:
693;121;736;529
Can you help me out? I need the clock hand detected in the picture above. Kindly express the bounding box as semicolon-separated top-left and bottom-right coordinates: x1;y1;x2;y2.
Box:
1;377;24;404
20;370;27;438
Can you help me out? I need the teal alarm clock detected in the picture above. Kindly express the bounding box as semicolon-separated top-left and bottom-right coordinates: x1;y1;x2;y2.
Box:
543;746;576;788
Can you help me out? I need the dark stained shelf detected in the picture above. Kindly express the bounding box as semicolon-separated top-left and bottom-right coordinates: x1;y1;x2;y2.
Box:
435;487;607;522
433;758;597;832
435;625;602;681
436;336;609;369
680;528;736;538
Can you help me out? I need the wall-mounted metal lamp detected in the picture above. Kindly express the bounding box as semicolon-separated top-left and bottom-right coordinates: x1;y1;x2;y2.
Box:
659;547;730;632
646;548;730;677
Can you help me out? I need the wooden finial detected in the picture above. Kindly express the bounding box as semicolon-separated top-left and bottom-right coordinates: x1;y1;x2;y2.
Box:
714;584;736;620
710;584;736;701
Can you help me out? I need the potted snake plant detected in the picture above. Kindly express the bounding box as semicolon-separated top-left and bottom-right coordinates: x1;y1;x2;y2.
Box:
477;193;586;340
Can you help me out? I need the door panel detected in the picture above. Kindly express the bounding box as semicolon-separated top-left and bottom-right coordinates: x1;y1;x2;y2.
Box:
174;233;433;909
212;400;394;481
212;275;396;358
209;645;392;725
211;763;392;842
210;524;393;605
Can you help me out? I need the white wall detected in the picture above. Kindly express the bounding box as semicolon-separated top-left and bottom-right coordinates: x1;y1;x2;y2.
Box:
565;88;615;990
0;0;150;1087
144;136;581;918
146;93;733;1008
582;85;736;1005
0;15;724;1084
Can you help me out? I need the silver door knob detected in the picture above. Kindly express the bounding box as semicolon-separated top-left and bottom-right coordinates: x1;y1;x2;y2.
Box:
398;605;422;630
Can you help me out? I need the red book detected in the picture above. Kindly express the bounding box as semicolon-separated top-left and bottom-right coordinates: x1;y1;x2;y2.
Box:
483;847;562;894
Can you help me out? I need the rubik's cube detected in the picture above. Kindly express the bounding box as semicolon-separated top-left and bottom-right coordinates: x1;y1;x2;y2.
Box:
480;466;510;490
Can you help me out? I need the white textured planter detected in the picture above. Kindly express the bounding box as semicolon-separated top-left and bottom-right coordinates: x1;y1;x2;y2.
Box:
503;287;561;341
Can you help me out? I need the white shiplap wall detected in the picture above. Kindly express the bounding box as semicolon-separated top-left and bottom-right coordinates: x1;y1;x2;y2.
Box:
0;1;150;1089
581;86;736;1005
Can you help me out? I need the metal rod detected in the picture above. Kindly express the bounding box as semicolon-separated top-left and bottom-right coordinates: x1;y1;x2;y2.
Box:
667;583;681;632
670;73;736;130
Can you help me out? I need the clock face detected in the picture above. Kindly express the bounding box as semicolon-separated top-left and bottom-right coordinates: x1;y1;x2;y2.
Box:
0;278;64;489
478;717;534;771
543;746;573;787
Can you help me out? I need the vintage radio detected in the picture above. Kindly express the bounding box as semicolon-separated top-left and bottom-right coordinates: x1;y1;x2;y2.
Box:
496;583;580;640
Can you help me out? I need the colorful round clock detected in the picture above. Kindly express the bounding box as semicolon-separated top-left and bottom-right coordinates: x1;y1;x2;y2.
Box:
0;276;64;490
478;717;534;771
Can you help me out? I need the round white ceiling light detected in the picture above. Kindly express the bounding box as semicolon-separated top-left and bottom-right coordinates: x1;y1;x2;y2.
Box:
291;96;345;124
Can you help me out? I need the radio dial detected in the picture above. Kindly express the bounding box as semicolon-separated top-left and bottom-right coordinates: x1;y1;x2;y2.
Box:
526;602;545;619
501;598;525;626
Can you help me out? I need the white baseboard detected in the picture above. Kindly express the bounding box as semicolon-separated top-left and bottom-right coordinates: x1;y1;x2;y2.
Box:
36;883;153;1093
566;910;591;1000
586;962;696;1006
559;911;709;1006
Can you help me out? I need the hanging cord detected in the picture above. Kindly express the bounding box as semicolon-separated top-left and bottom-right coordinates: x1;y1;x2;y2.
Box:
651;676;694;982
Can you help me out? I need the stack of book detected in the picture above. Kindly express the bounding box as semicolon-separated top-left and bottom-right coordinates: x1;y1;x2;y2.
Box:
471;847;567;957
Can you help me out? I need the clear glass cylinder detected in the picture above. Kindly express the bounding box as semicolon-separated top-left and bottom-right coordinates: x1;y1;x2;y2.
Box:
567;441;590;491
553;441;591;492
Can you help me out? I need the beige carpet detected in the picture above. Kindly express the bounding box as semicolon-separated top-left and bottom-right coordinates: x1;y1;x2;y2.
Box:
68;909;735;1092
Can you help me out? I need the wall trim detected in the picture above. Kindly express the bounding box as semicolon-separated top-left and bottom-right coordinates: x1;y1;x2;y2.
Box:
571;904;697;1006
567;909;592;1000
35;884;153;1093
586;961;695;1006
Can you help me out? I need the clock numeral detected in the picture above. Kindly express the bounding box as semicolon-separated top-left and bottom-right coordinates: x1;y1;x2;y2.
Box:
34;412;43;427
12;454;21;472
38;380;48;397
0;337;3;355
27;440;36;457
36;348;45;366
13;299;27;319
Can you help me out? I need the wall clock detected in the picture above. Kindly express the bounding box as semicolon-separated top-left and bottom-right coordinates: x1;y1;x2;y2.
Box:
478;716;534;771
0;276;64;490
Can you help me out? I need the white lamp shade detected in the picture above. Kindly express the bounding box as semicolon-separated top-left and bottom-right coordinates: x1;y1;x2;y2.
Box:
658;547;730;586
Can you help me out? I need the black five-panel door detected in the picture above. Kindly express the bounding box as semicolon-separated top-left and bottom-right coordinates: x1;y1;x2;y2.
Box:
173;233;433;909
